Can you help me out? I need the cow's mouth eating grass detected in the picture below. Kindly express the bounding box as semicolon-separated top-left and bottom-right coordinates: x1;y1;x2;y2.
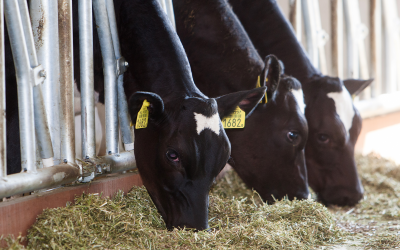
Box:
3;154;400;249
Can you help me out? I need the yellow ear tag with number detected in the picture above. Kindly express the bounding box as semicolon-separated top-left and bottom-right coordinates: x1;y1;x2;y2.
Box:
135;100;150;129
256;76;268;104
222;106;246;129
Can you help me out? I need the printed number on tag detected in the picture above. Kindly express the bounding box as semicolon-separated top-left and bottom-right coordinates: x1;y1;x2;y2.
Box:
135;100;150;129
222;106;245;129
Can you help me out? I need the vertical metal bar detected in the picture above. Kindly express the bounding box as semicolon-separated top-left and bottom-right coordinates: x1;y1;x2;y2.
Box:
331;0;344;78
382;0;400;93
370;0;382;97
0;0;6;179
165;0;176;31
4;0;37;172
312;0;328;74
289;0;302;42
30;0;61;165
302;0;319;68
19;0;54;167
343;0;359;79
79;0;96;158
58;0;75;164
93;0;119;155
105;0;134;151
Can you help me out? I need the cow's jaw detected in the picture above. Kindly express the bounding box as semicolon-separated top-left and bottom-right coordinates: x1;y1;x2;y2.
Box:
326;87;355;136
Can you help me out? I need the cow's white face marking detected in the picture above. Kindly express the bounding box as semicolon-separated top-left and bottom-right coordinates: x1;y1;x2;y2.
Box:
194;112;220;135
327;87;355;135
291;89;305;114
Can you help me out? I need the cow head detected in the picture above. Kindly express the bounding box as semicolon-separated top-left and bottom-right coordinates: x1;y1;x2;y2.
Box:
227;55;309;203
128;87;266;230
303;76;373;206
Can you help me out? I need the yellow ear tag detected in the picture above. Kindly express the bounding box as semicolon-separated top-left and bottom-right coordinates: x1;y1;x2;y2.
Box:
135;100;150;129
256;75;268;104
222;106;246;129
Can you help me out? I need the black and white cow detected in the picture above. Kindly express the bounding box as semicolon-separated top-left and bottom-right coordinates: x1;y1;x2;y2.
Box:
5;0;266;230
229;0;373;206
174;0;309;203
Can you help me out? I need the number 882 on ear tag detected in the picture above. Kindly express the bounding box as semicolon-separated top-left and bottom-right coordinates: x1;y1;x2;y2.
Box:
222;106;245;129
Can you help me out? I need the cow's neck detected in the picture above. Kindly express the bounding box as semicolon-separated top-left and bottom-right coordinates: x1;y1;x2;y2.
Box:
119;0;204;102
174;0;264;97
229;0;321;86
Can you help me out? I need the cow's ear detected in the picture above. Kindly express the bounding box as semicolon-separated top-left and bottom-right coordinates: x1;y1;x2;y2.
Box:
216;87;267;118
343;78;374;96
260;55;281;98
128;91;164;124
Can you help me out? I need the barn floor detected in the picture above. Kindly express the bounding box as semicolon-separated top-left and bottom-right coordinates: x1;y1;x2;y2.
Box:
2;154;400;249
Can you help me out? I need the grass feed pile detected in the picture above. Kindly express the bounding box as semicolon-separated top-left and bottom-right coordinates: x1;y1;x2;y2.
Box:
4;154;400;249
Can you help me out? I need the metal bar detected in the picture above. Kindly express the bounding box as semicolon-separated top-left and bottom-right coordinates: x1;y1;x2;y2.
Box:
382;0;400;93
19;0;54;166
0;0;6;179
58;0;75;164
165;0;176;31
0;163;80;199
30;0;61;165
343;0;359;79
4;0;37;173
289;0;302;42
105;0;134;151
370;0;382;97
301;0;319;68
312;0;328;74
86;151;136;175
79;0;96;158
331;0;344;78
93;0;119;155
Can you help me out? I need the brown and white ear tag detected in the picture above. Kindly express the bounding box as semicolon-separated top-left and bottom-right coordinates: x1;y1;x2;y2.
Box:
135;100;150;129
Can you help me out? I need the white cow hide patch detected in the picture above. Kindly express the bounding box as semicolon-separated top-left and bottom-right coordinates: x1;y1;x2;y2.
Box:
291;89;306;114
194;112;220;135
327;87;355;135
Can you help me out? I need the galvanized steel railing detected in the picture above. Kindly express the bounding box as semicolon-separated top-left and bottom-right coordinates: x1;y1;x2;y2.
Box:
0;0;175;198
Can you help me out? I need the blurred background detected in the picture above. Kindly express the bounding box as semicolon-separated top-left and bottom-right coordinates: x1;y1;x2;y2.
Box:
275;0;400;164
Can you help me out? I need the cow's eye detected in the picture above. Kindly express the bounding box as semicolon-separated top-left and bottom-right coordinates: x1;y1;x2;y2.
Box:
317;134;329;144
166;149;179;162
287;131;299;142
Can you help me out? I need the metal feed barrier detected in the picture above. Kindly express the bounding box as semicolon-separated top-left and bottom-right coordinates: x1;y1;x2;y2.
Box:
0;0;175;199
289;0;400;117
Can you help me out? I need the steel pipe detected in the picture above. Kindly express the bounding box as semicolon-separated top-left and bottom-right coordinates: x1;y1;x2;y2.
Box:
18;0;54;166
105;0;134;151
85;151;136;176
30;0;62;165
331;0;344;78
0;163;80;199
79;0;96;158
0;0;6;179
58;0;76;164
165;0;176;31
4;0;37;173
370;0;382;97
93;0;119;155
289;0;302;42
382;0;400;93
301;0;318;69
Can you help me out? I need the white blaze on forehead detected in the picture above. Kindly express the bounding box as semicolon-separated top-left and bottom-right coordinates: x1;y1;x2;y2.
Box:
327;87;355;135
194;112;221;135
291;89;305;114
